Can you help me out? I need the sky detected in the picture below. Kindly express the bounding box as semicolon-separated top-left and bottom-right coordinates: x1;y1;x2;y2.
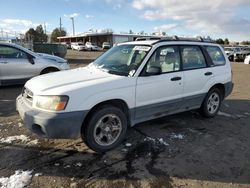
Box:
0;0;250;42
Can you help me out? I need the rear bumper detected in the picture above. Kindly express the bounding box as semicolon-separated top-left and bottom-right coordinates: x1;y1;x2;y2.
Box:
16;95;87;139
224;81;234;98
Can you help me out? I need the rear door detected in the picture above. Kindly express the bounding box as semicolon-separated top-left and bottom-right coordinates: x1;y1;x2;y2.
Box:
180;45;213;109
0;45;36;82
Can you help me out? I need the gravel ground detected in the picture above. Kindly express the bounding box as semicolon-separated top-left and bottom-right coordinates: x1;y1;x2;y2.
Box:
0;50;250;188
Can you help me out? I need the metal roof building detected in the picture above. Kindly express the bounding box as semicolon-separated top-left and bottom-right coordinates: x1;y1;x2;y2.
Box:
57;32;154;46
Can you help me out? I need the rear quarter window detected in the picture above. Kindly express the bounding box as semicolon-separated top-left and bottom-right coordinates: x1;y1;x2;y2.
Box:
205;46;226;66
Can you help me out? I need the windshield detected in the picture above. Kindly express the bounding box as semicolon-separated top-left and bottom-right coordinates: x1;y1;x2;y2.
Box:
92;44;151;76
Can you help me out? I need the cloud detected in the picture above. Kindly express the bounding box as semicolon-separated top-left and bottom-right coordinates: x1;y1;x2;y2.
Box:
1;19;33;27
114;3;122;10
131;0;250;39
154;24;178;31
85;14;94;19
64;13;80;18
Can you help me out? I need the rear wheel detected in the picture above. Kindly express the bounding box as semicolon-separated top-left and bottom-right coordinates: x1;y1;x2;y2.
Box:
200;88;222;118
82;105;127;153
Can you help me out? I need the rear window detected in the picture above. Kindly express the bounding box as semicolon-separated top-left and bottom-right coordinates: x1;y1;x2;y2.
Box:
181;46;206;70
205;46;226;66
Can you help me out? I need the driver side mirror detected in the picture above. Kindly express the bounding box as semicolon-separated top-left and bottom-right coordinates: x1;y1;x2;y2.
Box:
145;66;162;76
27;54;35;65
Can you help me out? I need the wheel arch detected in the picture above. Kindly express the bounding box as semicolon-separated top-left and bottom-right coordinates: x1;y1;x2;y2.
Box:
81;99;131;133
209;83;225;99
40;66;60;74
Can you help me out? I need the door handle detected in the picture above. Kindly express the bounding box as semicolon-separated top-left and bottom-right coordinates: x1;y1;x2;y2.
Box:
171;76;182;81
204;72;213;76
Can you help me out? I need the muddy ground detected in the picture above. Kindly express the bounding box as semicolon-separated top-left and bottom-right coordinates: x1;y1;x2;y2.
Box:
0;50;250;188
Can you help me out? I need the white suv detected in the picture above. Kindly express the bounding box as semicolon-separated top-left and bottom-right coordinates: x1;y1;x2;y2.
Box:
16;38;233;152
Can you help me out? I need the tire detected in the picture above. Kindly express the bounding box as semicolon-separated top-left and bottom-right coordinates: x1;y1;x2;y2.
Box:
200;88;222;118
82;105;128;153
41;68;59;75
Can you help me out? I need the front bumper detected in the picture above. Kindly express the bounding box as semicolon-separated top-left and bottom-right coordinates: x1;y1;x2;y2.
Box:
16;95;87;139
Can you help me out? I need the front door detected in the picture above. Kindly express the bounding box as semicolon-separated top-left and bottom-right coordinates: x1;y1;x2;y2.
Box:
135;46;183;121
0;45;35;82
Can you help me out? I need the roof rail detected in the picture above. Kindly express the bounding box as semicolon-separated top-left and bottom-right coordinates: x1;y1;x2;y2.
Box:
135;35;215;44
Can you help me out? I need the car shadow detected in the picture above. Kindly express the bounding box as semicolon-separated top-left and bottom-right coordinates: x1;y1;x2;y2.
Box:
0;85;23;117
0;99;250;186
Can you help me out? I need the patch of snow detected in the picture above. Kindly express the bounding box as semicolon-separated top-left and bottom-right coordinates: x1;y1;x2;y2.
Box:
170;133;184;140
0;99;13;102
158;138;169;146
144;137;169;146
64;165;71;169
244;112;250;116
54;163;60;166
0;135;38;146
0;135;30;144
34;173;42;177
27;139;39;146
121;148;128;152
0;170;33;188
236;114;246;118
75;162;82;167
218;111;232;118
125;143;132;147
18;123;23;127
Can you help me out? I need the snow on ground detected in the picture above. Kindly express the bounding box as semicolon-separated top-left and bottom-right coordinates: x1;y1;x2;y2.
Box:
218;111;233;118
0;135;38;145
170;133;184;140
144;137;169;146
0;170;33;188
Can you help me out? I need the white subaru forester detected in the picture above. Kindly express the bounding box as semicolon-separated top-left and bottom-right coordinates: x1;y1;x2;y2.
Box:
17;37;233;152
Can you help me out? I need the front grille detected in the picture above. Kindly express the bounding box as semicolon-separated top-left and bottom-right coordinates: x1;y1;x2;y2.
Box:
22;87;33;104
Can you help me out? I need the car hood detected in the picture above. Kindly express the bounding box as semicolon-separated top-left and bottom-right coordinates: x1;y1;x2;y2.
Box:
36;53;67;63
25;66;120;95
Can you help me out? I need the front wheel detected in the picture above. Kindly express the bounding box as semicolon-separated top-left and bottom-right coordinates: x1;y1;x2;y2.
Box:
200;88;222;118
82;105;128;153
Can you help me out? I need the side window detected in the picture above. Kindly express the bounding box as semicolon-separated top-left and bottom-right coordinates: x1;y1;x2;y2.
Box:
147;46;181;73
205;46;226;66
181;46;206;70
0;46;28;59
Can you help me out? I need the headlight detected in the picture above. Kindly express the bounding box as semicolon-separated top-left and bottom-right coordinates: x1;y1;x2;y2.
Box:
34;95;69;111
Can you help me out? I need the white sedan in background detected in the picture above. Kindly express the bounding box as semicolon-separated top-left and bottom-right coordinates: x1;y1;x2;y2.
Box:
85;42;101;51
244;55;250;64
71;43;86;51
0;43;70;86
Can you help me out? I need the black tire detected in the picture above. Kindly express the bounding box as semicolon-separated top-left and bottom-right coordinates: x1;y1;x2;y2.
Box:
41;68;59;75
82;105;128;153
200;88;222;118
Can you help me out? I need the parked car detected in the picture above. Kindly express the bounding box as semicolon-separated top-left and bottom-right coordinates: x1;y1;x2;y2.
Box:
224;47;241;61
244;55;250;64
234;47;250;62
64;42;72;49
17;38;233;152
85;42;101;51
71;43;86;51
0;43;70;86
102;42;111;49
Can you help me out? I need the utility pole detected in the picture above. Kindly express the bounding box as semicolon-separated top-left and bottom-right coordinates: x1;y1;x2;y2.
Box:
1;28;3;40
60;17;62;32
70;17;75;36
44;22;47;35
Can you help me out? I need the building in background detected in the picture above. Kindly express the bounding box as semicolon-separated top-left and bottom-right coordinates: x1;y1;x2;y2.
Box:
57;31;154;46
